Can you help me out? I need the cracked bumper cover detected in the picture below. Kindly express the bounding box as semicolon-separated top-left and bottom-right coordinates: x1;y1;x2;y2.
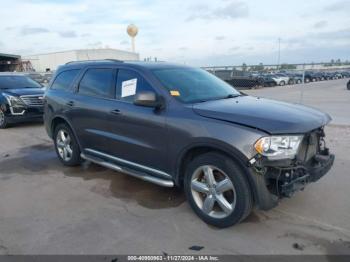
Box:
247;151;335;211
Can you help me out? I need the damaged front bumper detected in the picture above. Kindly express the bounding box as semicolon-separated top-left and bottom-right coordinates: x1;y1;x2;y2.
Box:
247;128;335;210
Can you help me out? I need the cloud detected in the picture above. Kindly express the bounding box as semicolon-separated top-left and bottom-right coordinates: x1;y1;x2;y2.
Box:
325;0;350;12
81;33;91;37
20;27;50;36
87;41;103;48
120;40;129;45
313;20;328;29
215;36;226;41
58;31;77;38
179;47;188;51
314;28;350;40
187;1;249;21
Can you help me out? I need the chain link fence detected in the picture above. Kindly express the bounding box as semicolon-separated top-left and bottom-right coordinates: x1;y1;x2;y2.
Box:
204;67;350;90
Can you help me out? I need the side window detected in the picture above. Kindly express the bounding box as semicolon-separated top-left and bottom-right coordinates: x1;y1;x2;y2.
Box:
116;69;154;103
78;68;114;99
51;70;79;91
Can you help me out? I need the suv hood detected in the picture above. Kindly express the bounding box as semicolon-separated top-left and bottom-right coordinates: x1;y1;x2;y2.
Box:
2;88;45;96
193;96;331;134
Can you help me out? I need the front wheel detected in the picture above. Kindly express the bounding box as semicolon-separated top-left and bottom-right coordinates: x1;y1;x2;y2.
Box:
0;110;8;129
279;81;286;86
184;152;253;228
54;123;82;166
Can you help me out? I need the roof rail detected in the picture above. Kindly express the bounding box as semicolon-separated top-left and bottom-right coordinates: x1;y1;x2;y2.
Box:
65;59;124;65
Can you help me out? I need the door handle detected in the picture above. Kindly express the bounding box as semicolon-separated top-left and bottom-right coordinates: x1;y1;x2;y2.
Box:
66;101;74;107
110;109;122;115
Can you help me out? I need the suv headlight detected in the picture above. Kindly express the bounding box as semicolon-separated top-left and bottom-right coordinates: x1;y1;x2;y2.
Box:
254;135;303;160
2;93;25;107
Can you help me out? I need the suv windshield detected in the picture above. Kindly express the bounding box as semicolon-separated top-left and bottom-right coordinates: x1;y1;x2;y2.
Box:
152;67;240;103
0;75;42;89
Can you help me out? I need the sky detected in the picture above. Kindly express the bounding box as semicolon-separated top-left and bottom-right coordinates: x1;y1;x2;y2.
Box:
0;0;349;66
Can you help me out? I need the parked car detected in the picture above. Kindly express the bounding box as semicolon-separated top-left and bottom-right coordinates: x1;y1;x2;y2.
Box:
258;75;277;87
347;80;350;90
287;73;303;84
24;72;44;84
341;71;350;78
334;72;345;79
42;72;53;85
271;73;290;86
0;73;45;128
44;60;334;228
314;72;326;81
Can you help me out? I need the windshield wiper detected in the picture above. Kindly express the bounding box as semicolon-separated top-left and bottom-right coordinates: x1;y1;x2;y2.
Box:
193;94;241;103
225;94;241;99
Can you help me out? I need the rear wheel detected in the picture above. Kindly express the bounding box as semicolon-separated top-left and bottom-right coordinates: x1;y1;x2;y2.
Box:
297;79;302;84
184;152;253;228
0;110;8;129
279;81;285;86
54;123;82;166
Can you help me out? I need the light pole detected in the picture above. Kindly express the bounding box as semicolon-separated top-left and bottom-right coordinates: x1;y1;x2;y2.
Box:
277;38;281;70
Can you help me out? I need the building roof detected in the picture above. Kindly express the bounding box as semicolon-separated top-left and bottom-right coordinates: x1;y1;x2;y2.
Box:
23;48;137;57
0;53;21;59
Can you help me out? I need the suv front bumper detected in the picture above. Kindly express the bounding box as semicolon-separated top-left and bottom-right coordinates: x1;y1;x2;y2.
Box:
5;106;43;123
276;152;335;197
247;127;334;210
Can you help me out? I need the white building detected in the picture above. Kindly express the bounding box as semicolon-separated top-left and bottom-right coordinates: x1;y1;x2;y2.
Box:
23;48;139;72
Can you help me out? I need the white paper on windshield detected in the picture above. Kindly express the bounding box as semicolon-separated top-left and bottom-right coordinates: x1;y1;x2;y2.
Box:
121;78;137;97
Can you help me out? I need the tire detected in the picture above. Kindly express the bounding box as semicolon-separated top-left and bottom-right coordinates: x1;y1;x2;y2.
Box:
279;81;285;86
54;123;82;166
184;152;253;228
305;78;310;83
0;110;8;129
312;78;316;82
297;79;302;84
347;82;350;90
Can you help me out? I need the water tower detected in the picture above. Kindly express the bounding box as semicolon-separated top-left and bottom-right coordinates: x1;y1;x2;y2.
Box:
127;24;138;53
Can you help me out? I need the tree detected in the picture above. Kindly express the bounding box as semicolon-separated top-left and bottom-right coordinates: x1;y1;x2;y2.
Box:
250;63;264;71
280;63;297;70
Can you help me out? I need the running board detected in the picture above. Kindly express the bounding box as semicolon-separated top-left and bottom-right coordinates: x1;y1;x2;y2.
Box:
80;153;174;187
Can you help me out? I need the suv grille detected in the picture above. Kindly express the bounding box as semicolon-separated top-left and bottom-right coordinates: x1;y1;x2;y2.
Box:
20;95;44;107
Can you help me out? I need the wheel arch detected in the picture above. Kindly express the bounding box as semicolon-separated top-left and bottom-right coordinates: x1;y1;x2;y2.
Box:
51;116;82;151
174;140;259;205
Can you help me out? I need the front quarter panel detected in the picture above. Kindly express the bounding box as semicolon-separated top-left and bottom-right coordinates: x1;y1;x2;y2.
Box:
165;101;267;177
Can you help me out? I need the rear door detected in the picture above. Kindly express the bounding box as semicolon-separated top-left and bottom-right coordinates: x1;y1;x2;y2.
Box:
69;67;117;153
104;68;169;173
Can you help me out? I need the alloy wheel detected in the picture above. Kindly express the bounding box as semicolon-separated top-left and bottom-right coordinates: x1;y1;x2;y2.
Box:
56;129;73;162
190;165;236;219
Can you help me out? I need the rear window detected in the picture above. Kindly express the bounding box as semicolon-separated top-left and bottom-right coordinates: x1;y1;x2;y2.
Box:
0;75;42;89
51;70;80;91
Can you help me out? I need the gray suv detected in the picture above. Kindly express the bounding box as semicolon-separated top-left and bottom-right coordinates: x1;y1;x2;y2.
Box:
44;60;334;228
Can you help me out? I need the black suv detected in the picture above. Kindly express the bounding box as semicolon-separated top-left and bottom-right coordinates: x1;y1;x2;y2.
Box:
0;73;45;128
44;60;334;228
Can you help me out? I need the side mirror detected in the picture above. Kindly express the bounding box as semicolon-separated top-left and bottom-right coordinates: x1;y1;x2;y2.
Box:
134;91;163;108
